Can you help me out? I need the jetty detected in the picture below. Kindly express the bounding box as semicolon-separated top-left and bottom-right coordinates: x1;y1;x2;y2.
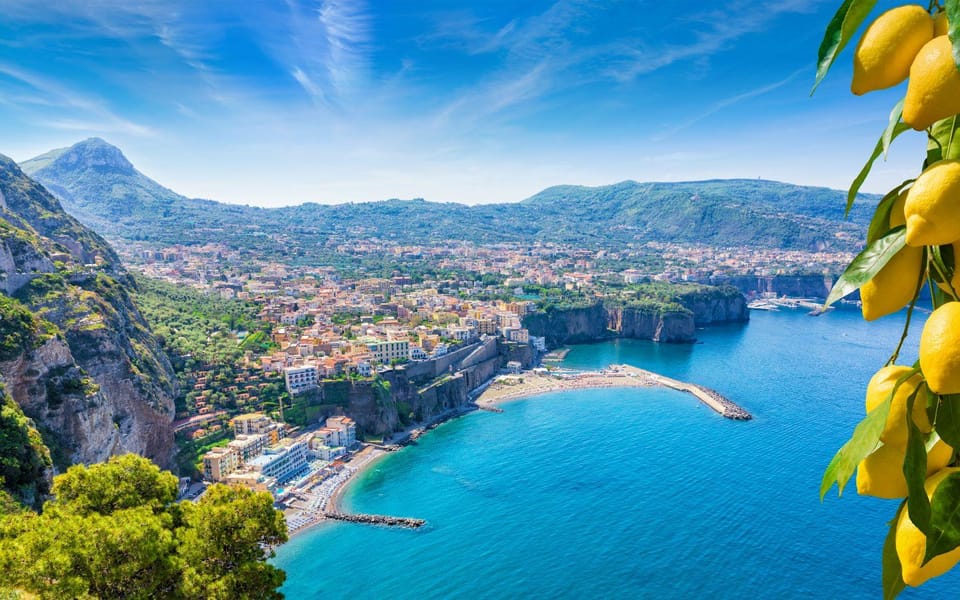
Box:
323;511;425;529
618;365;752;420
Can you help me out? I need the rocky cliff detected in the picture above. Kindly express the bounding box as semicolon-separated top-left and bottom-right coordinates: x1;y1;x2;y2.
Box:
0;155;177;479
524;285;749;349
300;338;505;438
703;274;835;300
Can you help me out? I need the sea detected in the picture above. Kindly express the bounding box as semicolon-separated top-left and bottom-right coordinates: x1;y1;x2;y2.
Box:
273;306;960;598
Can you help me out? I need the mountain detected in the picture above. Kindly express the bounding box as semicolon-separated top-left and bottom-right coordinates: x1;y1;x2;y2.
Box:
0;153;177;504
22;139;876;254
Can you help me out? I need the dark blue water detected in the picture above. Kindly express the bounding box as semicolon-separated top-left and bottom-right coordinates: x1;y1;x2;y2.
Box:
275;307;957;598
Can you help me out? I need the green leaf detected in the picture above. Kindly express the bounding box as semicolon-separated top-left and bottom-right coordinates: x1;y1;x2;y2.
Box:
824;228;907;308
821;396;891;499
848;123;912;216
813;0;879;94
948;0;960;71
904;390;932;535
882;503;907;600
935;394;960;447
882;99;905;159
930;115;960;161
924;472;960;563
867;181;914;244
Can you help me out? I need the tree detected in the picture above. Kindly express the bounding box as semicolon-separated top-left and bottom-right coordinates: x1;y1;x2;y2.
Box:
0;455;287;599
178;485;287;599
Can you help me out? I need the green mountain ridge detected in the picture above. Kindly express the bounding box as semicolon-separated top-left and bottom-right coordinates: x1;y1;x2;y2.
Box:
21;138;877;253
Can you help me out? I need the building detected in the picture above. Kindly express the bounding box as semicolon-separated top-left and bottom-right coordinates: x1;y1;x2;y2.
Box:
227;433;268;462
505;328;530;344
531;336;547;352
284;365;318;395
366;340;410;364
202;446;240;482
246;439;309;484
357;361;373;377
408;346;428;361
233;412;283;445
325;416;357;448
446;326;474;341
506;361;523;375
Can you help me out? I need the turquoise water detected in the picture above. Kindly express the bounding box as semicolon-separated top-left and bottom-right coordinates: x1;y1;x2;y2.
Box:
274;307;959;598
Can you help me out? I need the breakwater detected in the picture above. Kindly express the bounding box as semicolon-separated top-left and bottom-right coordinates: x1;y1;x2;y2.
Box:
619;365;752;420
323;511;425;529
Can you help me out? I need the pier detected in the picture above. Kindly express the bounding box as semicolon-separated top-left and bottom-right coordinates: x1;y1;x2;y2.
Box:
618;365;752;420
323;511;425;529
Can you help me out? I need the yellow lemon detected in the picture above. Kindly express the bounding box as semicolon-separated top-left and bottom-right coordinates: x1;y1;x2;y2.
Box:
920;302;960;394
852;5;934;95
897;468;960;586
860;245;925;320
904;36;960;130
865;365;931;448
904;160;960;246
935;11;950;37
857;440;953;499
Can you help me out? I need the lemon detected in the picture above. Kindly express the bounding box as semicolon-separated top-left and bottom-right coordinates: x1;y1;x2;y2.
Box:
904;160;960;247
852;5;934;95
897;468;960;586
935;11;950;37
865;365;931;448
860;245;925;320
920;301;960;394
857;440;953;499
904;36;960;130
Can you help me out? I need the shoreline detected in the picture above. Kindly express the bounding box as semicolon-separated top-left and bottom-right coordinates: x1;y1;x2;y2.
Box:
282;362;750;539
475;367;658;407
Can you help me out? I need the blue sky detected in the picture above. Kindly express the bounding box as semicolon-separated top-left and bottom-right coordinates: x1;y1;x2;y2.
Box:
0;0;930;206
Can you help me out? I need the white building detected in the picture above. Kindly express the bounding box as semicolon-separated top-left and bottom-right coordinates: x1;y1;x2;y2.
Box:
326;416;357;448
531;336;547;352
408;346;428;361
357;361;373;377
246;439;309;484
284;365;318;395
366;340;410;364
446;326;474;341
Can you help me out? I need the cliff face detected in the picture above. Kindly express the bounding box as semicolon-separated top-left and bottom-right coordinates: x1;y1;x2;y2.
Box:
522;304;609;348
311;339;505;438
0;155;176;473
607;306;696;343
705;274;835;300
524;286;749;349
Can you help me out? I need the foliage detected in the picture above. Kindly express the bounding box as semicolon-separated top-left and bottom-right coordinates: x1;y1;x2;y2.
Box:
815;2;960;595
0;385;52;508
0;295;56;361
0;455;287;599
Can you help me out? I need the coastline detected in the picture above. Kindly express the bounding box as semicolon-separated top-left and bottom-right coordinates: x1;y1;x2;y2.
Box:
283;361;750;539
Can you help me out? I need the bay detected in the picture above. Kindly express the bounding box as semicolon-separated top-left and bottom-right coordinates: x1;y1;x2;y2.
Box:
274;307;956;598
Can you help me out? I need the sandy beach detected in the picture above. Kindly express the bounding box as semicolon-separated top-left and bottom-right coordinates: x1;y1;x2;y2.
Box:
475;366;659;406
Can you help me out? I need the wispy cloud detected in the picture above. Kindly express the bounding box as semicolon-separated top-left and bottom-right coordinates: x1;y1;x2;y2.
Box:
0;63;156;136
654;67;808;140
281;0;372;107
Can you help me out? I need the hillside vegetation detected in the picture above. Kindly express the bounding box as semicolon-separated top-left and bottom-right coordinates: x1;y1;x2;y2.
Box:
22;139;876;254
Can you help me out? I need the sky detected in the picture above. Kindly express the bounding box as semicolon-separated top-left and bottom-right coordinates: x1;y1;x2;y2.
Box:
0;0;932;207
